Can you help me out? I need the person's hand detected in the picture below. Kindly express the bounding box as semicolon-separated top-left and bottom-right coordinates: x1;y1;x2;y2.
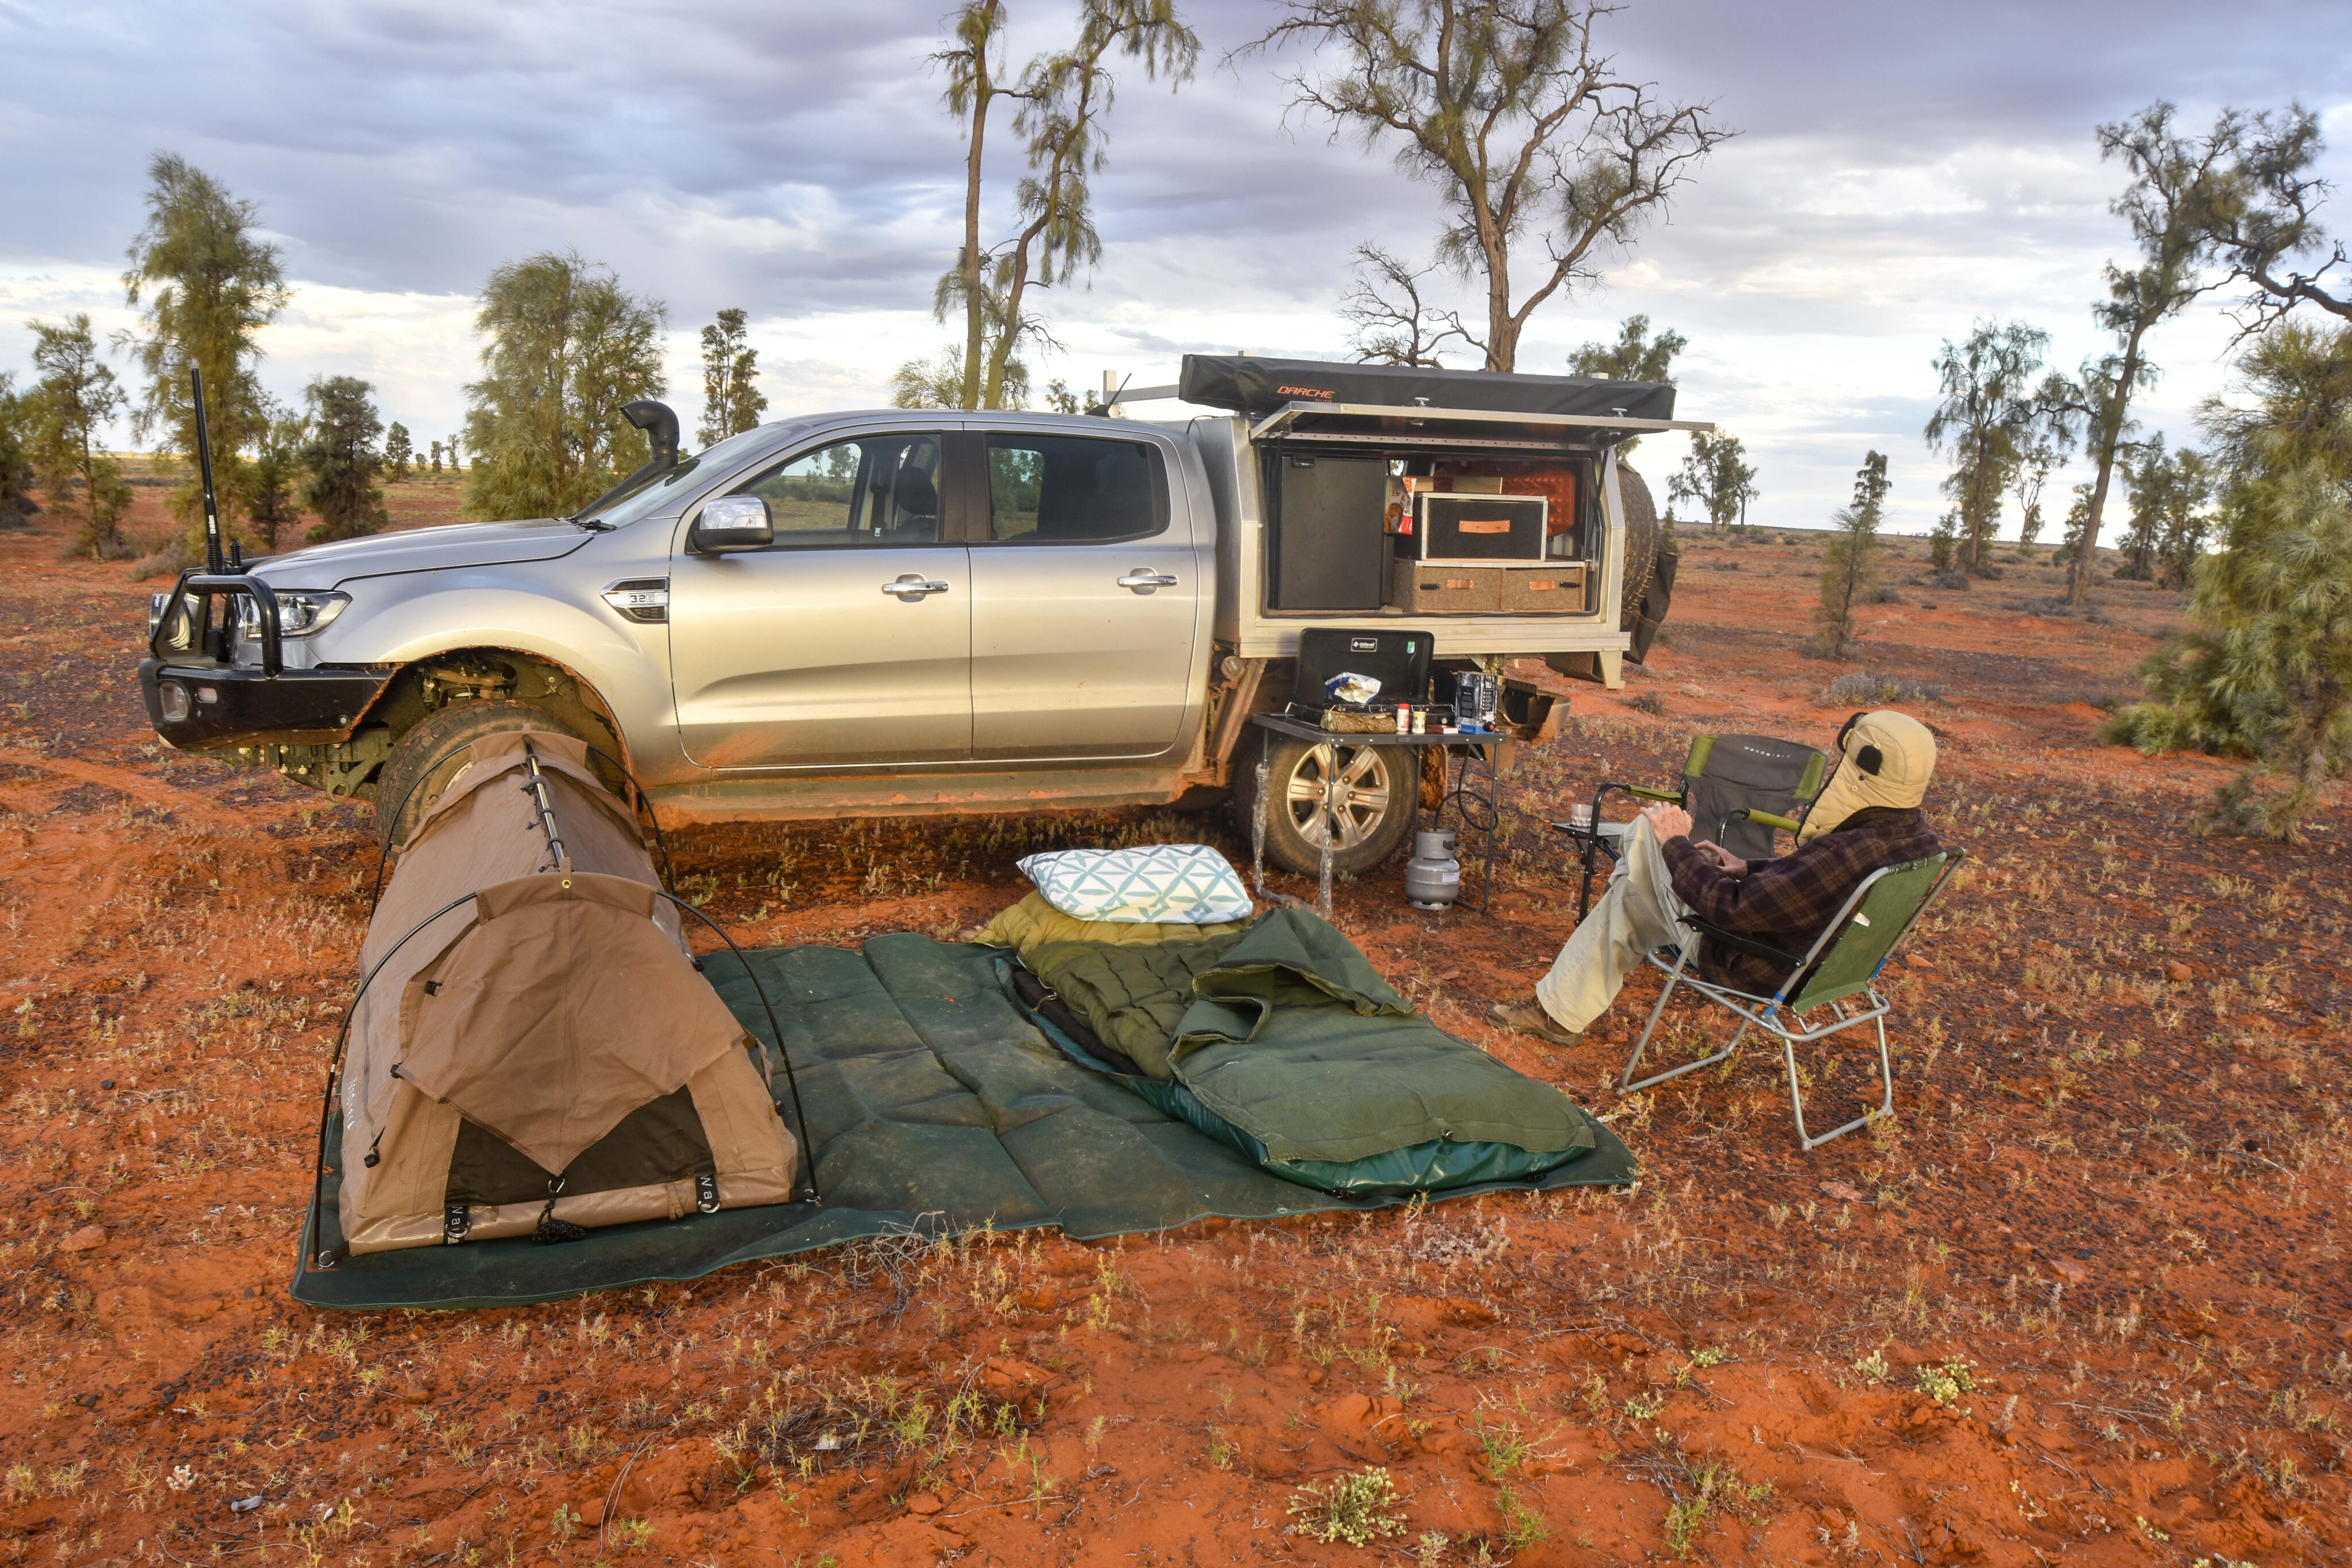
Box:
1639;803;1693;842
1693;839;1747;876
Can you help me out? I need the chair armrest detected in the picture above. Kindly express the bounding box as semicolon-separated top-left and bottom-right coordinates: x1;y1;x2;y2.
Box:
1626;784;1682;803
1735;808;1801;832
1683;916;1801;970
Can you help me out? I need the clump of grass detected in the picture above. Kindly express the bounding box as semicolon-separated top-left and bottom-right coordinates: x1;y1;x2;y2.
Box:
1289;1466;1409;1547
1627;691;1668;716
1915;1358;1976;1407
1814;673;1942;708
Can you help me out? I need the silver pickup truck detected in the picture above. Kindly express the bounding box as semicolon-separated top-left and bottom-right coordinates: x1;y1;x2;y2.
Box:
139;355;1697;875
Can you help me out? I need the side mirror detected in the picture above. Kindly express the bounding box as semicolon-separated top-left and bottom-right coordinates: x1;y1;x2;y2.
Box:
690;494;773;553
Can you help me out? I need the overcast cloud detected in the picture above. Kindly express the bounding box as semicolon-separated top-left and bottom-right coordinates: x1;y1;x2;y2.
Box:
4;0;2350;533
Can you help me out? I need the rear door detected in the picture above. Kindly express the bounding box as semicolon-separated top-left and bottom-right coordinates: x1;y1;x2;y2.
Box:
668;428;970;768
964;428;1200;760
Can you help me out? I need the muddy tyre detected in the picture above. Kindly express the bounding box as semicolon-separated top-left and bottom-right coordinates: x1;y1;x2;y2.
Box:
373;700;585;853
1237;733;1415;879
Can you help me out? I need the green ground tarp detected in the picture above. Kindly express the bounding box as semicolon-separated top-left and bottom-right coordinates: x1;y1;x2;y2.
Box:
291;934;1636;1311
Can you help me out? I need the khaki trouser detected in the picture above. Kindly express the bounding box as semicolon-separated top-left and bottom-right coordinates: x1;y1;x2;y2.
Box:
1534;818;1692;1033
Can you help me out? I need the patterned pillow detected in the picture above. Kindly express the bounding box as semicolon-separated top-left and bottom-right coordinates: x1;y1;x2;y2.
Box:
1016;845;1255;925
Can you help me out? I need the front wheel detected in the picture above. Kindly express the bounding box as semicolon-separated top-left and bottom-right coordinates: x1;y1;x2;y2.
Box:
1242;734;1416;878
372;700;586;853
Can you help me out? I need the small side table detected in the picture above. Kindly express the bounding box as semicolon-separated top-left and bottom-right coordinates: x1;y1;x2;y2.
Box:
1250;714;1507;916
1550;818;1631;920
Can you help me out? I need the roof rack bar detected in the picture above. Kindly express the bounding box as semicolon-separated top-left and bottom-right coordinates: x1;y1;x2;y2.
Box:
1101;382;1182;406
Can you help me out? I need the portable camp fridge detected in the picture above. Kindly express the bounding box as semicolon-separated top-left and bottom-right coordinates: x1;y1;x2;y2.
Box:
1268;454;1388;610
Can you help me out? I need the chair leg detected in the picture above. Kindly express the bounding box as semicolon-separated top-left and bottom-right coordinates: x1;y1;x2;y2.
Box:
1620;947;1747;1095
1785;1012;1897;1152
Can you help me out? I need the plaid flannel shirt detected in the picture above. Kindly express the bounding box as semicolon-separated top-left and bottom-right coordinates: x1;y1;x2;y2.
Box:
1660;806;1943;994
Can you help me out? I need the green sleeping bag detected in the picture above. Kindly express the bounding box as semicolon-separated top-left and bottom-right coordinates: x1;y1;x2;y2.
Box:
1016;909;1595;1195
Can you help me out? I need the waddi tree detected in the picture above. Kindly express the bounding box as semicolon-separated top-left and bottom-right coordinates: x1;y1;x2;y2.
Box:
1250;0;1731;373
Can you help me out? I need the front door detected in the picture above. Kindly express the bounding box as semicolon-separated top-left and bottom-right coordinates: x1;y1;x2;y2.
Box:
966;429;1200;760
669;429;970;768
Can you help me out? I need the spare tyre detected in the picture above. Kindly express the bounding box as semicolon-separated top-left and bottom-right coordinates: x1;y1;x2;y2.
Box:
1617;463;1677;664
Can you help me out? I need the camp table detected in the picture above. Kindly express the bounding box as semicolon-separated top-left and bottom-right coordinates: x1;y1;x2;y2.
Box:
1250;714;1506;915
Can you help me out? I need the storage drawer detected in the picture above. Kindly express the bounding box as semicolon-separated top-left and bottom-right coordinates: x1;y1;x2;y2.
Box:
1391;561;1502;613
1498;563;1588;613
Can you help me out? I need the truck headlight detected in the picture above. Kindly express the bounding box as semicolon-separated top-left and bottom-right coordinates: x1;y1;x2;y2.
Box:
235;590;351;641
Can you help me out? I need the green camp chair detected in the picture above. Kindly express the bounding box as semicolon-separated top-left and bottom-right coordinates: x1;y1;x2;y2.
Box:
1557;734;1829;919
1618;850;1963;1151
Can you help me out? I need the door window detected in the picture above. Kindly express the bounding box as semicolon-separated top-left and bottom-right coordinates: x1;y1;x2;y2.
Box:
984;434;1162;543
729;433;945;546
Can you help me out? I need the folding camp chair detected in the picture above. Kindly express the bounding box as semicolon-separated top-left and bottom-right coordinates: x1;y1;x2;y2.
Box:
1618;849;1963;1151
1554;734;1829;919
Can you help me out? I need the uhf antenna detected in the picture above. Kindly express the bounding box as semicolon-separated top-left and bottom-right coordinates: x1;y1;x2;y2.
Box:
191;366;225;574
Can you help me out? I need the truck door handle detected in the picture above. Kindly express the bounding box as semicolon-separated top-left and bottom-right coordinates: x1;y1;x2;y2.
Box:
1117;571;1179;593
881;576;951;600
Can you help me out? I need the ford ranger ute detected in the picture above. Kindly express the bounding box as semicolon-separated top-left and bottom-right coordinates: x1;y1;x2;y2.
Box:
138;355;1699;876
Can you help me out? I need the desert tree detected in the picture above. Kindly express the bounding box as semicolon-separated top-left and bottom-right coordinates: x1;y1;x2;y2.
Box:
2052;103;2231;606
245;397;307;551
2105;320;2352;839
2114;435;2171;581
1569;312;1684;382
2009;434;2063;554
300;376;389;543
890;344;1032;411
1569;312;1683;455
1244;0;1731;372
697;308;768;446
1813;450;1889;659
2180;104;2352;335
2155;447;2218;589
384;421;413;479
2114;436;2215;584
26;315;134;559
933;0;1198;410
428;439;443;476
1341;245;1474;366
119;153;288;545
0;374;36;529
1668;428;1755;529
463;252;666;520
1923;320;2075;576
447;433;462;470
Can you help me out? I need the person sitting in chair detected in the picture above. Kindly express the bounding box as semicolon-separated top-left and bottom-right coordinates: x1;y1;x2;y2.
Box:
1493;710;1944;1046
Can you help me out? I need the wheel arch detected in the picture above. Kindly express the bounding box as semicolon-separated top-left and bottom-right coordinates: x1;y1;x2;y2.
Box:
354;644;633;775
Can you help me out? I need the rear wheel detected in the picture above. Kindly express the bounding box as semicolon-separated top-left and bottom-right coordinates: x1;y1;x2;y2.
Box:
1239;734;1416;878
373;700;586;853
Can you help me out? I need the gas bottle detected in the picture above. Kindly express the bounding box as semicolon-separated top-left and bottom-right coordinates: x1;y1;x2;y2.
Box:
1404;829;1461;910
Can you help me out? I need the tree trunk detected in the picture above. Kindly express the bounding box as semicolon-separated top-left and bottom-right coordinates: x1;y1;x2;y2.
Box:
1481;223;1515;372
2067;325;2150;606
958;2;999;413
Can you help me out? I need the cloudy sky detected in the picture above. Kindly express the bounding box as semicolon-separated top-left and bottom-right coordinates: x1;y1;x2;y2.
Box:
5;0;2350;535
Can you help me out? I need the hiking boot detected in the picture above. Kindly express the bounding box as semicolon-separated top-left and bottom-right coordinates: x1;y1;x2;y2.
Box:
1490;999;1582;1047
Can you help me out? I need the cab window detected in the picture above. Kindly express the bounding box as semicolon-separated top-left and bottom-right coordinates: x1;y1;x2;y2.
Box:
984;434;1162;543
732;433;944;545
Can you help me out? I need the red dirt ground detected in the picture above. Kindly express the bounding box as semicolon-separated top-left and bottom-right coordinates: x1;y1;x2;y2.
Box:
1;483;2345;1567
